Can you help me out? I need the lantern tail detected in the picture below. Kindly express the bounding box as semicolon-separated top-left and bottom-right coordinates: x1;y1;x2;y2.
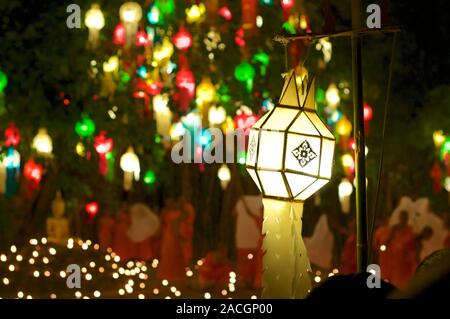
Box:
261;199;311;299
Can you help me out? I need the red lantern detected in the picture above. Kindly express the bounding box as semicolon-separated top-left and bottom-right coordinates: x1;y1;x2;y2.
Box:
176;68;196;111
173;26;193;51
234;27;245;47
218;6;232;21
94;131;113;176
113;23;126;45
135;30;149;47
4;122;21;147
280;0;294;20
85;202;99;216
23;159;43;196
364;102;373;121
234;113;258;136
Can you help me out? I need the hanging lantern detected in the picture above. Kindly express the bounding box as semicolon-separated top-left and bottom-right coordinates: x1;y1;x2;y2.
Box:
234;106;258;136
135;30;149;47
153;37;174;66
153;94;169;113
75;114;96;138
433;130;446;149
252;52;270;76
325;84;340;109
234;62;255;92
186;3;206;24
113;23;126;45
176;68;196;111
1;148;20;197
246;70;335;298
32;128;53;156
338;178;353;214
173;26;193;51
153;94;172;137
85;202;99;216
119;2;142;49
147;2;162;25
84;4;105;49
217;164;231;190
335;115;352;149
208;106;226;126
23;159;43;195
280;0;294;20
0;71;7;93
4;122;20;147
196;78;216;118
75;142;86;157
363;102;373;122
101;56;119;100
315;38;332;63
120;147;140;191
143;170;156;185
94;131;113;176
440;137;450;161
218;6;232;21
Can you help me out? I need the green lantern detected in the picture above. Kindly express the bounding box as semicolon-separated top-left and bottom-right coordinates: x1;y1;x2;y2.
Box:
234;62;255;92
75;114;96;138
316;87;325;104
252;52;270;76
0;71;7;93
143;170;156;185
440;137;450;160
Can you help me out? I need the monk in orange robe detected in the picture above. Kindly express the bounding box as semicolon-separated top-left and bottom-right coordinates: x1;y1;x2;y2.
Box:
112;203;135;261
383;211;417;288
157;198;186;285
373;217;393;281
178;196;195;266
340;219;357;274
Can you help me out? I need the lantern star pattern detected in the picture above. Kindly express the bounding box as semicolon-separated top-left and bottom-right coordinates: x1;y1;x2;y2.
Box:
246;69;335;299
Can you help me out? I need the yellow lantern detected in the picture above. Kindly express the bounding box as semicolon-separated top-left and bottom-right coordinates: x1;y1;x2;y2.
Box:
103;56;119;73
120;147;140;191
325;83;340;109
341;153;354;169
153;94;169;113
217;164;231;190
433;130;446;149
338;178;353;213
75;142;86;157
32;128;53;156
185;3;206;24
84;4;105;48
153;37;174;66
246;70;335;298
119;2;142;48
208;106;226;126
196;78;215;105
221;116;235;133
336;115;352;137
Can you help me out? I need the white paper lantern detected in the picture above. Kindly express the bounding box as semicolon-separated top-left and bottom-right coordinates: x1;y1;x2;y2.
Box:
120;146;140;191
208;106;226;126
32;128;53;156
119;2;142;48
84;4;105;48
217;164;231;189
338;178;353;214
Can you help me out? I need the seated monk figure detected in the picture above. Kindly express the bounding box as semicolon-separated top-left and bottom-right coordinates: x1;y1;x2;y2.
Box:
46;191;70;245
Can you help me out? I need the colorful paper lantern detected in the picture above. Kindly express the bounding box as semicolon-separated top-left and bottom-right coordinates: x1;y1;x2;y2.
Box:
338;178;353;214
24;159;43;185
246;70;335;298
185;3;206;24
85;202;99;216
75;114;96;138
120;147;140;191
173;26;193;51
135;30;149;47
196;78;216;107
217;164;231;189
143;170;156;185
113;23;126;45
234;62;255;91
84;4;105;48
335;115;352;137
433;130;446;149
94;131;113;176
325;84;340;109
218;6;232;21
32;128;53;156
119;2;142;48
208;106;226;126
4;122;20;147
0;71;8;93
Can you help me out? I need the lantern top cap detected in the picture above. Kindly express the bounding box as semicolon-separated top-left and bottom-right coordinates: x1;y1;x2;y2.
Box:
278;68;316;111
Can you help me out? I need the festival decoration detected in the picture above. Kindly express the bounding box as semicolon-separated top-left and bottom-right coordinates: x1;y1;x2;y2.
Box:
234;62;255;92
84;4;105;49
186;3;206;24
85;202;99;216
173;26;193;51
113;23;126;45
208;106;226;126
32;128;53;156
4;122;20;147
75;114;96;138
23;159;43;195
217;164;231;189
119;2;142;48
338;178;353;213
143;170;156;186
325;83;340;109
246;69;335;298
94;131;113;177
120;147;140;191
433;130;446;149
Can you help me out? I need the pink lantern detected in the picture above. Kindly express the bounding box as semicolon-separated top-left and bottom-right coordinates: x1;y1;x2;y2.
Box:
94;131;113;176
135;30;149;47
113;23;126;45
218;6;232;21
4;122;20;147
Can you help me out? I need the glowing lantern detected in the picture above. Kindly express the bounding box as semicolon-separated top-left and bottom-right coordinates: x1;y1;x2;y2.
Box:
325;84;340;109
143;170;156;185
113;23;126;45
440;137;450;161
119;2;142;48
85;202;99;216
234;106;258;136
135;30;149;47
218;6;232;21
208;106;226;126
4;123;20;147
280;0;294;11
173;26;193;51
170;122;186;141
32;128;53;156
120;147;140;191
1;148;20;196
153;94;169;113
84;4;105;48
234;62;255;91
433;130;446;149
234;27;245;47
94;131;113;176
338;178;353;214
253;52;270;76
147;3;161;25
75;142;85;157
186;3;206;24
176;68;196;111
245;70;335;298
0;71;7;93
445;177;450;192
75;114;96;138
363;102;373;121
24;159;43;185
336;115;352;137
196;78;216;112
217;164;231;189
153;37;174;65
103;56;119;73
